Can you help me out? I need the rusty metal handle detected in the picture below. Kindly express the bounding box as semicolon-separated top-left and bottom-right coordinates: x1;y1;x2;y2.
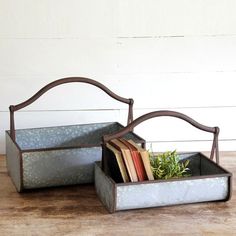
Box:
9;77;134;141
103;110;220;164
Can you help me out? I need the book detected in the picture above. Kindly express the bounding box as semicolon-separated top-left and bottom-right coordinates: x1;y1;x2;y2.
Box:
106;143;130;183
127;140;154;181
103;144;124;183
119;138;148;181
109;139;138;182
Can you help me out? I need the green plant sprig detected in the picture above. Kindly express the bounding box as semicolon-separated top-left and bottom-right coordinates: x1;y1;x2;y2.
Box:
149;150;191;180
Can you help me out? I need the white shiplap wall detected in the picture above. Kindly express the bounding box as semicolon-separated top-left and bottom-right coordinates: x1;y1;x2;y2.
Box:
0;0;236;154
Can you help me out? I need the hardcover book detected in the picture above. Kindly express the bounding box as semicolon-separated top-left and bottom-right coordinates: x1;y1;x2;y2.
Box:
119;138;148;181
106;143;130;183
127;139;154;181
109;139;138;182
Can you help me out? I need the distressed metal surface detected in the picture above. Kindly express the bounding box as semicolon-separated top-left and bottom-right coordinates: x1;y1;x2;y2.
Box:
201;156;226;175
116;177;228;211
13;122;124;150
179;152;226;176
95;162;115;213
22;147;100;189
5;132;22;191
6;122;144;190
95;153;231;212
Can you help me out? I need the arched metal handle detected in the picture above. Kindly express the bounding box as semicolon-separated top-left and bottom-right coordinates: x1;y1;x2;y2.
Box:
103;110;220;164
9;77;134;141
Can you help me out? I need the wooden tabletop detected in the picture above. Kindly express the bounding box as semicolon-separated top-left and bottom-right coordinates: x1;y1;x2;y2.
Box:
0;153;235;236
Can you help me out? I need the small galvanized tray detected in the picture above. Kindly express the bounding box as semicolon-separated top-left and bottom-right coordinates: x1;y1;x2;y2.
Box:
95;111;232;213
6;77;145;192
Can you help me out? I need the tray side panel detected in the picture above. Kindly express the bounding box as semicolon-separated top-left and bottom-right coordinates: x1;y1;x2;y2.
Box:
95;162;115;213
15;122;118;150
116;177;229;211
22;147;101;189
5;132;22;192
13;122;144;151
200;155;227;175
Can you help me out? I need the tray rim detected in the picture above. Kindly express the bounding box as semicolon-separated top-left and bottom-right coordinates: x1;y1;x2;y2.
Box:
96;152;232;186
6;121;145;152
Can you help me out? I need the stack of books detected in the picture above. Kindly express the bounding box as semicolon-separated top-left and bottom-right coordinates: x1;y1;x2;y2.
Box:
103;138;154;183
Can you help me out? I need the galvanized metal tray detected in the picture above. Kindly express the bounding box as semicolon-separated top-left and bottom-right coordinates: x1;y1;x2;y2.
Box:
6;77;145;192
95;111;232;213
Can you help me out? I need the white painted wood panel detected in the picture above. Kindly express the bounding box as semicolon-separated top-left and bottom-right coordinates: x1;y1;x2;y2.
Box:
0;38;118;76
115;37;236;74
0;0;115;38
130;107;236;152
107;72;236;109
126;107;236;141
116;0;236;37
1;37;235;110
1;37;236;77
0;0;236;154
1;0;236;38
147;140;236;153
1;72;235;111
135;108;236;141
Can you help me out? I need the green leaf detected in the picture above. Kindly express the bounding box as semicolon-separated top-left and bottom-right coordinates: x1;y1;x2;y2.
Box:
149;150;191;180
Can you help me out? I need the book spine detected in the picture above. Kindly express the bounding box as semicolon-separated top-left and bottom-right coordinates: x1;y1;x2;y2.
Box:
140;151;154;181
108;140;136;182
119;138;147;181
126;139;154;181
122;149;138;182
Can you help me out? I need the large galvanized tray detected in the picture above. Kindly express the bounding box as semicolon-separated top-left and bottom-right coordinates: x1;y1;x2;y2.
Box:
95;111;232;213
6;77;145;192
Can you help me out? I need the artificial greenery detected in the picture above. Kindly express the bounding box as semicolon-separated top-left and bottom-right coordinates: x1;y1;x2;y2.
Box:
149;150;191;180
